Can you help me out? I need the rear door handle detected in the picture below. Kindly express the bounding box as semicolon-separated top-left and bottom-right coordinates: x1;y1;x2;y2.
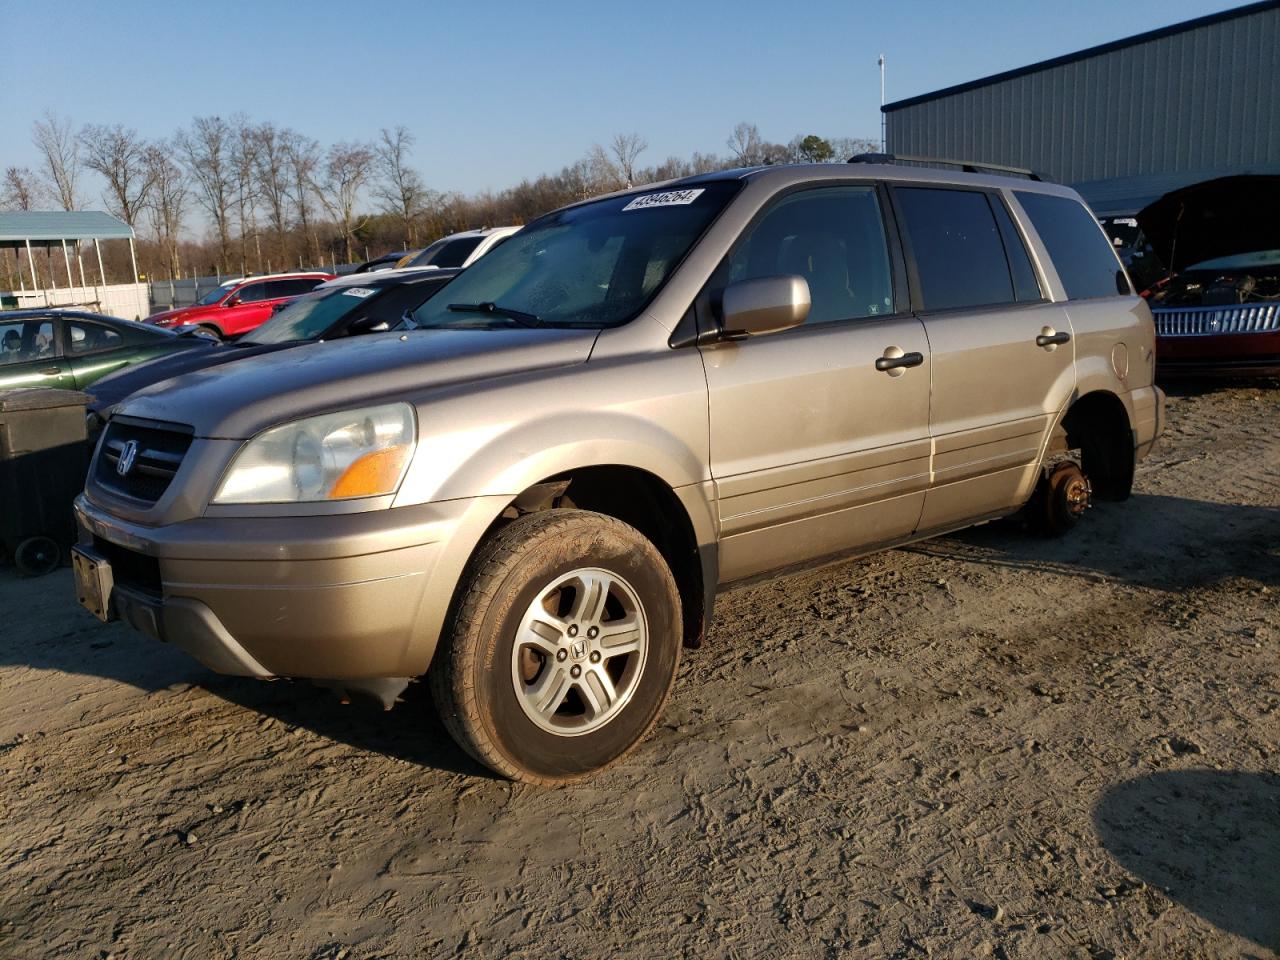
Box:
875;350;924;372
41;366;64;375
1036;331;1071;347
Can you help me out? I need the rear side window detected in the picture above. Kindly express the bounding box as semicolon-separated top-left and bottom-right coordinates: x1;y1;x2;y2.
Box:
990;198;1042;302
895;187;1017;311
68;321;123;354
1015;192;1129;299
266;278;324;298
726;185;895;324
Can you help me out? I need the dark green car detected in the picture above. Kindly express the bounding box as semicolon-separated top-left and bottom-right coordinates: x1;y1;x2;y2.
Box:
0;309;213;391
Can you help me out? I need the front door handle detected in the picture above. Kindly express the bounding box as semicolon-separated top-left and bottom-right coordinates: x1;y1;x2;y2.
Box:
875;350;924;373
1036;330;1071;348
41;366;64;375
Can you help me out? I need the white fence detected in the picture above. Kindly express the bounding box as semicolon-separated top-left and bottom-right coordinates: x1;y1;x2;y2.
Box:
4;282;151;320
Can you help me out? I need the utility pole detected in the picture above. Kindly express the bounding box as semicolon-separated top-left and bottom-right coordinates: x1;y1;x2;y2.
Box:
879;54;887;153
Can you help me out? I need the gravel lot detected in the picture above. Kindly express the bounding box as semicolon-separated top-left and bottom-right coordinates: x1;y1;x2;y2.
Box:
2;380;1277;960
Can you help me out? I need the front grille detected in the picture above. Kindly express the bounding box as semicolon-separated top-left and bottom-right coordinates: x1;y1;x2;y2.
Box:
93;535;163;597
1154;302;1280;337
94;420;193;504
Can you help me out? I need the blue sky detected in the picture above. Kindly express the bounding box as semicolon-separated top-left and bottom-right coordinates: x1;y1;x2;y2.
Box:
1;0;1243;200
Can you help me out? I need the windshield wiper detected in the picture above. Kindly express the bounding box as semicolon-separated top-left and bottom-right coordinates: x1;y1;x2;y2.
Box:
446;301;540;327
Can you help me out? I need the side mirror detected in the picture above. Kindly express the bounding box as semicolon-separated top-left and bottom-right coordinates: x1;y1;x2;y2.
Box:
719;275;810;338
224;295;240;308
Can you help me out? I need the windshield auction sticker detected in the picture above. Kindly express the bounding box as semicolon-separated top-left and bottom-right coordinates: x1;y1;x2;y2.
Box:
342;287;376;298
622;188;705;211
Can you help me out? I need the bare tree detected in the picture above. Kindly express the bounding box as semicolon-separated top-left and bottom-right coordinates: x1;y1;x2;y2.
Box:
726;122;763;166
827;136;881;161
144;143;188;279
32;111;81;210
253;123;293;264
230;115;261;273
609;133;648;187
176;116;235;272
283;131;323;267
2;167;43;210
319;141;375;264
585;144;623;193
79;124;156;226
373;126;427;247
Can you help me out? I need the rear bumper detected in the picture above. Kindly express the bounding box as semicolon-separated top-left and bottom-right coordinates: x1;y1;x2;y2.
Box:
74;493;507;679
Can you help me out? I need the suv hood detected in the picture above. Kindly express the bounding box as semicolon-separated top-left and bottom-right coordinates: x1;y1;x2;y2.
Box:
1138;175;1280;273
116;327;600;439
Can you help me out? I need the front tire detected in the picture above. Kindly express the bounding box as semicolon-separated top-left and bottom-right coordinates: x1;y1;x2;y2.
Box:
431;510;682;783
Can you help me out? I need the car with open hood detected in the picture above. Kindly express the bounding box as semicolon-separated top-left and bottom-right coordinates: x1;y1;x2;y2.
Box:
71;161;1163;783
1139;175;1280;376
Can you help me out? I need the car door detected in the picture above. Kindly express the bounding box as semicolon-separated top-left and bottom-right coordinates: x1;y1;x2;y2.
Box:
890;185;1075;531
64;317;130;388
699;184;932;583
0;318;72;389
221;279;271;335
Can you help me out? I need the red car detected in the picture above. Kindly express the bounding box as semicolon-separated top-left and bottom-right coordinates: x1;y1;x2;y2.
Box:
146;272;334;339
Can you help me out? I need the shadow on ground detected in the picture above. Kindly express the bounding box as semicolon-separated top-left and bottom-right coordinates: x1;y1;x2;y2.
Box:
205;674;496;780
1094;770;1280;952
907;494;1280;593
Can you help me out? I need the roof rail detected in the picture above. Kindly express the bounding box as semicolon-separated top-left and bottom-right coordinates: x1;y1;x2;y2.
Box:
846;153;1046;182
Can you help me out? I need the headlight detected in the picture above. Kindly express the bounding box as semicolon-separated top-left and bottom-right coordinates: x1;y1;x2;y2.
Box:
212;402;416;504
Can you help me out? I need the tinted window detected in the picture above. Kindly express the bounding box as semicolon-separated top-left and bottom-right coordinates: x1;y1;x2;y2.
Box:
266;278;324;299
990;198;1042;302
725;186;894;324
896;187;1016;311
1015;192;1129;299
234;282;268;303
423;236;484;269
0;320;55;366
69;321;123;354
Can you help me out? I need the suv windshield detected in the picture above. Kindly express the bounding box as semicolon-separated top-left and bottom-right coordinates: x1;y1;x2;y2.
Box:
412;181;739;330
246;285;382;344
196;282;238;306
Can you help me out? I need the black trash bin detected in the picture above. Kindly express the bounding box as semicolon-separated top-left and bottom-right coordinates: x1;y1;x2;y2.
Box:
0;387;92;576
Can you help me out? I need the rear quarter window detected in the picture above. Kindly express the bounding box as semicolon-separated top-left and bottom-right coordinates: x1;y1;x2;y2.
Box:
1015;192;1130;299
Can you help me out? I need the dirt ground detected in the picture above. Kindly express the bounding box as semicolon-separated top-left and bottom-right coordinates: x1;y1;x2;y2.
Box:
1;379;1277;960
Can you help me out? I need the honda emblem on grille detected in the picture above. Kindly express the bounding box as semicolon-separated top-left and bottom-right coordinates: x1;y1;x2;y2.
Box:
116;439;139;477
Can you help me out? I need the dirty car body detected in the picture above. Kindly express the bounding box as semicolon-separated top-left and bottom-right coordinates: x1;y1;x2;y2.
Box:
74;163;1165;782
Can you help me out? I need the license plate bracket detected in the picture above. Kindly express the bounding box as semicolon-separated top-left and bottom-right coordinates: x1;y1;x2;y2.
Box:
72;546;116;622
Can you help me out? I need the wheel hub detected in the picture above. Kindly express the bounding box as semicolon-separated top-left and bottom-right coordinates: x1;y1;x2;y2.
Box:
510;567;648;737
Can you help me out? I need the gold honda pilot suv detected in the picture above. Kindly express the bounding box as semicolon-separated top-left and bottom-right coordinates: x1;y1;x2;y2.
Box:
73;161;1165;782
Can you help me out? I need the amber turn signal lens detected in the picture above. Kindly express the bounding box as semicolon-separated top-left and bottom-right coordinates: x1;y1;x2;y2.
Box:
327;444;412;499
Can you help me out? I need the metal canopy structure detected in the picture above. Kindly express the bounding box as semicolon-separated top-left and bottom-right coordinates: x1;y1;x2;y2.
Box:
0;210;139;293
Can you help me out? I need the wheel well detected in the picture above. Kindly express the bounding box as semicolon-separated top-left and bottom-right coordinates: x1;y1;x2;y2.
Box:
1060;391;1134;501
502;466;707;648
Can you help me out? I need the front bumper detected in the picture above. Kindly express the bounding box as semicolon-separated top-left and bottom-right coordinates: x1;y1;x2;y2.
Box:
74;493;507;679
